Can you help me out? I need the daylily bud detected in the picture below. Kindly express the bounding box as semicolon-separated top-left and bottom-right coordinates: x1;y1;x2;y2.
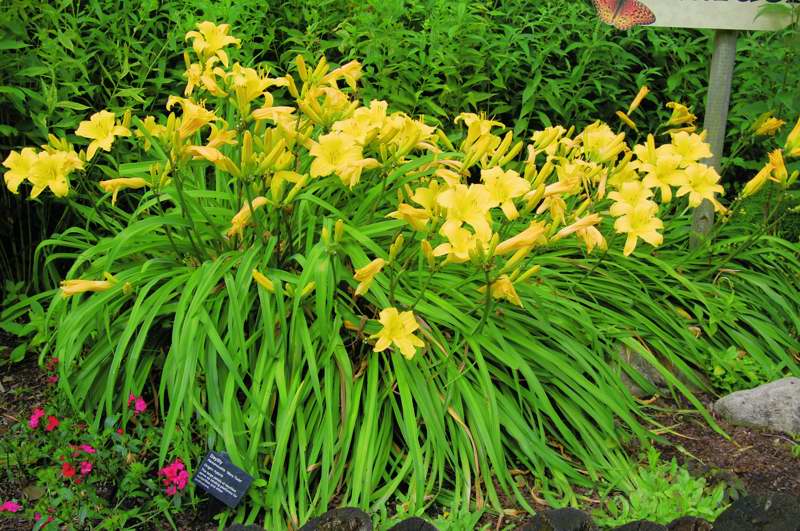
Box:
497;140;524;167
300;281;316;298
515;264;541;283
389;233;404;261
334;219;345;242
252;269;275;292
499;247;529;274
295;55;309;81
321;226;331;244
532;160;554;188
421;239;436;268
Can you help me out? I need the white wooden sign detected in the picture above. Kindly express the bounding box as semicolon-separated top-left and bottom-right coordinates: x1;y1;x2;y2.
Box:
593;0;795;31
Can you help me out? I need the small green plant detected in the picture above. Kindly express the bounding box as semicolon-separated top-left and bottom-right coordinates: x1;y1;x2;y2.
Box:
594;447;728;526
706;346;781;394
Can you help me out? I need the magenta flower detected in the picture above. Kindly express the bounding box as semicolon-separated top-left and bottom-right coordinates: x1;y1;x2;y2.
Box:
78;444;96;454
158;458;189;495
29;408;45;429
134;397;147;414
0;500;22;512
47;375;58;384
45;416;60;432
128;393;147;415
79;461;92;475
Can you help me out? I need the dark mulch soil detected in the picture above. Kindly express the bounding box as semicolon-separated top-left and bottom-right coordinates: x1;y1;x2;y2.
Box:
649;394;800;497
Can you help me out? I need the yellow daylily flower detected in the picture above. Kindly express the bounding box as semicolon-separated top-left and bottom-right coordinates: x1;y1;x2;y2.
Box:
185;21;241;67
61;279;114;298
676;163;725;210
607;164;640;189
332;100;388;145
229;63;273;112
640;153;686;203
437;183;494;241
166;96;217;140
478;274;522;307
183;56;227;97
494;221;548;256
741;161;774;197
206;123;238;149
753;115;785;137
614;203;663;256
576;226;607;254
372;307;424;360
252;269;275;292
665;102;696;127
531;125;566;155
627;85;649;114
581;121;626;164
786;117;800;157
536;194;567;225
608;180;654;217
28;150;83;198
321;60;363;90
481;166;530;220
75;110;131;161
769;149;788;184
552;214;602;241
432;225;486;264
2;147;38;193
135;116;167;151
184;145;240;176
227;196;269;238
309;131;380;188
670;131;712;165
353;258;386;296
99;177;148;205
387;203;430;231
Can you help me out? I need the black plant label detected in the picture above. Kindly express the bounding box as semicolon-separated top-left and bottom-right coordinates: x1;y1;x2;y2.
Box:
192;451;253;507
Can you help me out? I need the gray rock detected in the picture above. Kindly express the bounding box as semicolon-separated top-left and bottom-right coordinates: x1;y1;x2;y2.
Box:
712;493;800;530
713;377;800;435
521;508;598;530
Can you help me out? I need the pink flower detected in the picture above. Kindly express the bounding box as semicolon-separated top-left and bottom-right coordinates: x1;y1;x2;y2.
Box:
29;408;45;429
79;461;92;475
62;462;76;478
35;512;54;526
158;458;189;495
47;375;58;384
128;394;147;415
78;444;96;454
134;397;147;414
45;416;59;432
116;428;123;435
0;500;22;512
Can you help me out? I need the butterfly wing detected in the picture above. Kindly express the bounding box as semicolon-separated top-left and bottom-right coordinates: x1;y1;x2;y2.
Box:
591;0;617;26
613;0;656;30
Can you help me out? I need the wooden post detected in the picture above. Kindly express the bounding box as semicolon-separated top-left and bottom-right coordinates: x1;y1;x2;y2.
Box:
690;29;738;249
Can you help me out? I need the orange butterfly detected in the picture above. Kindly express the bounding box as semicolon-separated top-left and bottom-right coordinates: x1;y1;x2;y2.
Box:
592;0;656;30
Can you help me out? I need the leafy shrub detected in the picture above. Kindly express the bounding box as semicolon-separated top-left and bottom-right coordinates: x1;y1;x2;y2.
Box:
2;21;799;529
